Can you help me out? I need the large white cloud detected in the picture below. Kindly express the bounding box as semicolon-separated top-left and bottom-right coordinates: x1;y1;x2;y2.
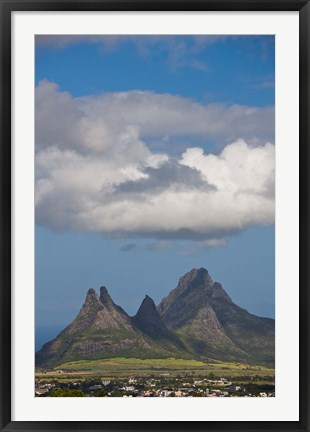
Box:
36;80;274;152
35;80;275;241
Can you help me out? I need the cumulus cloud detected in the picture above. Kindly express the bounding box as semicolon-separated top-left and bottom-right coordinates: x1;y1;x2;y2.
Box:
180;140;275;199
36;80;274;153
35;80;275;242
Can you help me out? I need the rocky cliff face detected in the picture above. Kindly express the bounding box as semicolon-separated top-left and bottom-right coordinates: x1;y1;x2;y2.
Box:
158;268;275;365
158;268;232;328
64;287;133;333
36;287;187;367
36;268;274;367
36;287;149;366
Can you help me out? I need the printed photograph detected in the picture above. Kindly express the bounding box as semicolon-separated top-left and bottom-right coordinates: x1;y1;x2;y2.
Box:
35;35;275;398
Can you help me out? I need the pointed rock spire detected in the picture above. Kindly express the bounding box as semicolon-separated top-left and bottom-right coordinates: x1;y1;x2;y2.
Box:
134;295;159;322
138;295;157;312
99;286;114;308
184;267;213;287
85;288;99;304
133;295;179;342
36;270;275;368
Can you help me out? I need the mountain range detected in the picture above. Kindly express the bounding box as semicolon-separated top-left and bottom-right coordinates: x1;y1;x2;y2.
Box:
36;268;275;367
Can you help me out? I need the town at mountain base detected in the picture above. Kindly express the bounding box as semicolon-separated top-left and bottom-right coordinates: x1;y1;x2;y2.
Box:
36;268;275;368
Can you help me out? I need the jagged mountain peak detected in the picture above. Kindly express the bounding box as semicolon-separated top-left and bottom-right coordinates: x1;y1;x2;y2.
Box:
84;286;121;310
159;268;233;307
99;286;115;308
157;267;235;330
157;268;274;365
157;267;214;317
180;267;213;288
67;285;135;335
85;288;99;302
132;295;185;350
140;294;156;308
100;285;109;297
81;288;103;313
134;295;160;322
175;267;214;298
190;267;208;276
36;269;275;368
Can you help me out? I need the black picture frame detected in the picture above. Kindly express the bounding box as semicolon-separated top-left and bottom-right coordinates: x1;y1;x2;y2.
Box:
1;1;309;431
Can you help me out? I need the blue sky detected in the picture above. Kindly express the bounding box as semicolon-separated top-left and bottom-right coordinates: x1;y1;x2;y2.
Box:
35;35;275;350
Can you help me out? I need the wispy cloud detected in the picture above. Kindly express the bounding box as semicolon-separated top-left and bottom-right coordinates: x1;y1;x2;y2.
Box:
238;74;275;91
255;80;275;89
36;35;274;72
178;238;227;256
146;241;173;251
119;243;137;252
36;35;217;72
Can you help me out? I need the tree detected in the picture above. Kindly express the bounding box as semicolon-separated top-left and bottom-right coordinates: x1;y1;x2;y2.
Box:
47;388;86;397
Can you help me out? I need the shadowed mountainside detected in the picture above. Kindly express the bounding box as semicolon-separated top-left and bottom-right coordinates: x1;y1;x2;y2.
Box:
36;268;274;367
158;268;274;366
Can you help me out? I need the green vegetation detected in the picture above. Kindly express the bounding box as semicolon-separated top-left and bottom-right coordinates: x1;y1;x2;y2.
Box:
36;357;274;398
36;357;274;382
47;388;86;397
57;357;207;371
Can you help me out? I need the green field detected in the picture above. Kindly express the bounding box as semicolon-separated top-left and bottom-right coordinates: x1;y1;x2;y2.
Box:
36;357;274;380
